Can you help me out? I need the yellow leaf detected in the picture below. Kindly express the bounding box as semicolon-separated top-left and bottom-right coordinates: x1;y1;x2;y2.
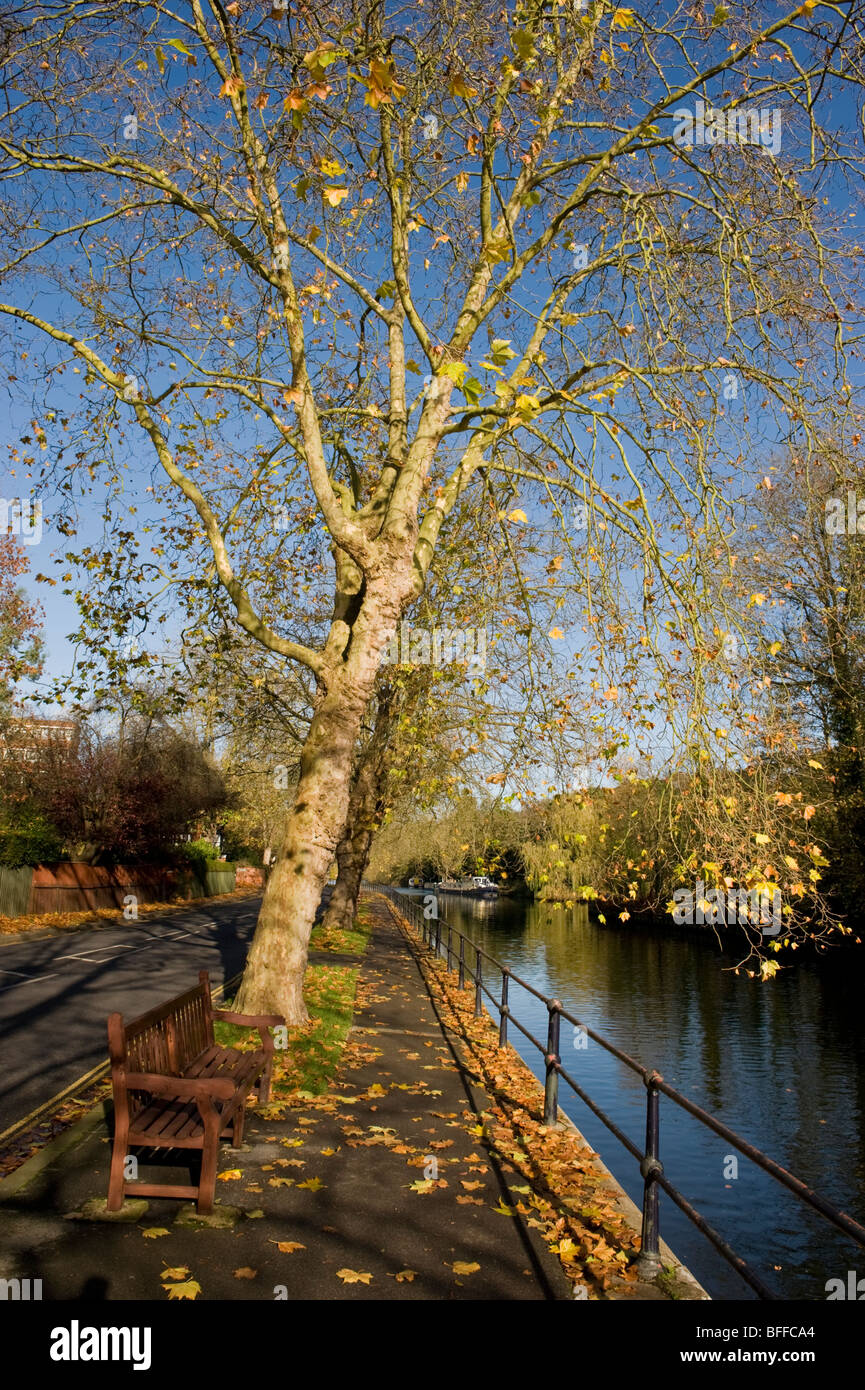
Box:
217;1169;242;1181
163;1279;201;1300
549;627;564;640
160;1267;191;1281
336;1268;373;1284
748;593;767;606
807;759;823;770
754;833;770;845
272;1241;306;1253
603;686;619;701
611;7;636;28
297;1176;325;1191
507;508;528;523
394;1269;417;1282
142;1228;170;1239
451;1261;481;1275
323;186;349;207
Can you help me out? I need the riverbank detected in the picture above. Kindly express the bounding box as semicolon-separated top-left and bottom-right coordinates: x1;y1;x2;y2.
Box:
0;894;701;1300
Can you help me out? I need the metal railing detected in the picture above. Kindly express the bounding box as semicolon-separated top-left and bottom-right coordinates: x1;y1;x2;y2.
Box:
364;881;865;1300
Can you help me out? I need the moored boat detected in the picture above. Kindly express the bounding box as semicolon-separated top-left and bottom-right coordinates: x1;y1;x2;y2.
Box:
434;875;499;898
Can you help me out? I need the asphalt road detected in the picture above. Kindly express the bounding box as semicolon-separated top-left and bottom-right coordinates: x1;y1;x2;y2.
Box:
0;895;264;1134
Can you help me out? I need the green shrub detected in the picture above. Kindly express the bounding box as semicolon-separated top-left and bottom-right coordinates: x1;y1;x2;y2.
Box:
0;812;64;869
177;838;219;876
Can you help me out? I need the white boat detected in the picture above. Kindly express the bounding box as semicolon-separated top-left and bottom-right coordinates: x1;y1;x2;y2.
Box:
434;875;499;899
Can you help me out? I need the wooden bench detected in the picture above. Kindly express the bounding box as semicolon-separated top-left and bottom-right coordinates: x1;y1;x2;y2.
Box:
106;971;283;1214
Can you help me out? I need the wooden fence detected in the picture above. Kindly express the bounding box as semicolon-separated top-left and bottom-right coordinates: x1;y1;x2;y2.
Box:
0;861;238;917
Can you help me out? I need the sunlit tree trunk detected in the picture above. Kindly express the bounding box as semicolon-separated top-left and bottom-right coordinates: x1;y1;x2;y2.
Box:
234;589;404;1022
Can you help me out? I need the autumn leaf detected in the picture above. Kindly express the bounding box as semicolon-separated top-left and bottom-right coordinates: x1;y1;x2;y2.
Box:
217;1169;242;1181
218;73;244;99
507;509;528;524
409;1178;436;1194
610;6;636;28
451;1261;480;1275
460;1180;484;1191
163;1280;201;1300
161;1267;191;1281
272;1241;306;1254
233;1267;258;1279
394;1269;417;1282
142;1228;170;1239
549;627;564;640
323;187;349;207
336;1268;373;1284
297;1177;325;1191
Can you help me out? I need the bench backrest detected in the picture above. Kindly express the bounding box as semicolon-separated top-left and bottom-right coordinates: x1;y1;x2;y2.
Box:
108;972;215;1123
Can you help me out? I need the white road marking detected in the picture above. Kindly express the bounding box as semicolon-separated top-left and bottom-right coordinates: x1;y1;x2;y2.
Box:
55;943;136;962
0;971;58;992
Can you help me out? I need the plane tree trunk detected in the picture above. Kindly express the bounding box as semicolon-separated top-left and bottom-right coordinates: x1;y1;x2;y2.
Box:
234;584;408;1023
321;687;395;934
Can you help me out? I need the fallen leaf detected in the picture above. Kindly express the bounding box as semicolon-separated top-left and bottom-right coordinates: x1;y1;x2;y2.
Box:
336;1268;373;1284
233;1267;258;1279
142;1228;170;1239
451;1261;480;1275
272;1241;306;1254
160;1267;191;1281
163;1280;201;1300
217;1169;242;1181
394;1269;416;1283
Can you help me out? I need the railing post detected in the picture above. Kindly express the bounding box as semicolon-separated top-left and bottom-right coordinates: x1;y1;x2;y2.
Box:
475;949;483;1017
447;925;453;971
435;917;442;959
458;936;466;990
544;1002;561;1125
637;1070;663;1279
499;969;509;1047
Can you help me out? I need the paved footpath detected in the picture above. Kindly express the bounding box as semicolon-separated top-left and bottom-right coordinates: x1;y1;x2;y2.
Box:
0;896;574;1300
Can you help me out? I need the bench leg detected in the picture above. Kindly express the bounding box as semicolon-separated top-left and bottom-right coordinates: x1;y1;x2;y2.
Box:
231;1104;246;1148
259;1054;273;1105
107;1125;128;1211
197;1122;219;1215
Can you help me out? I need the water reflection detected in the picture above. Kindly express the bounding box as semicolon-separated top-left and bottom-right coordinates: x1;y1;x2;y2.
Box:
398;889;865;1300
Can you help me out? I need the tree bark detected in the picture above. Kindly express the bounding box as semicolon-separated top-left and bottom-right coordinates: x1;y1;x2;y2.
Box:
321;690;395;933
233;584;406;1023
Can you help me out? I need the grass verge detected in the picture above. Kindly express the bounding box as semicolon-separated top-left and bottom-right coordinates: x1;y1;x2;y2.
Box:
216;902;373;1096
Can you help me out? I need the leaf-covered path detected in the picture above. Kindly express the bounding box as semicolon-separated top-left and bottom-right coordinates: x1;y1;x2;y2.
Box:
0;894;668;1300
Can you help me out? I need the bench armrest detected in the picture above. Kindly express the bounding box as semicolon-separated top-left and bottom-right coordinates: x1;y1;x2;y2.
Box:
212;1010;284;1052
124;1072;236;1102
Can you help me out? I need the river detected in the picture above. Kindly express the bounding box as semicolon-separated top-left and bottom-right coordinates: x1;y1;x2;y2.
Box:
395;888;865;1301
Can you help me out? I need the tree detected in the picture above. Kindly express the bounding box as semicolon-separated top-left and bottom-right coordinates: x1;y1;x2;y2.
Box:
0;534;42;718
6;710;229;864
1;1;862;1016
